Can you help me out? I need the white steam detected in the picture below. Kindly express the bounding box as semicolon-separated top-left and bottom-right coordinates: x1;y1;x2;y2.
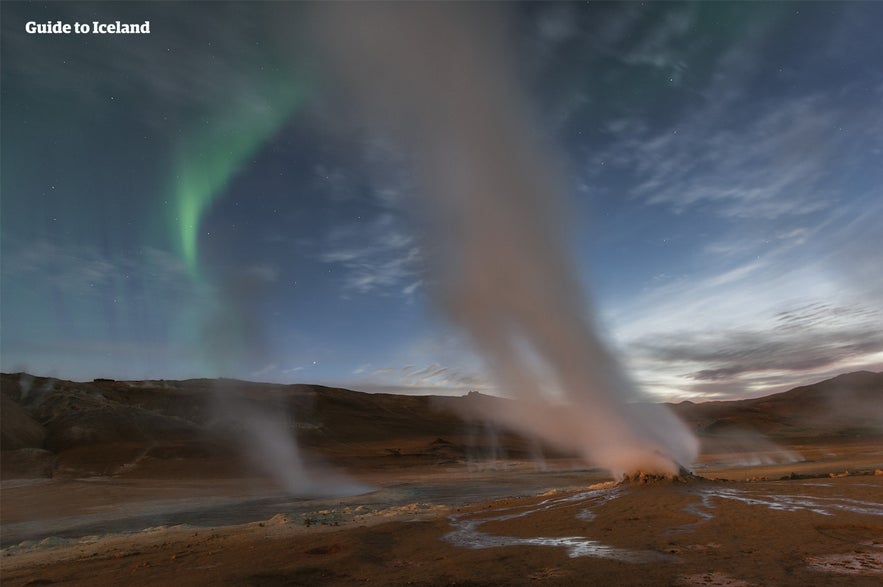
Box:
203;271;363;495
311;3;698;477
210;384;362;496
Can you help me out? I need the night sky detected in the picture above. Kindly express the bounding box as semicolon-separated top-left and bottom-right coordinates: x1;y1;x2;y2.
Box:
2;1;882;401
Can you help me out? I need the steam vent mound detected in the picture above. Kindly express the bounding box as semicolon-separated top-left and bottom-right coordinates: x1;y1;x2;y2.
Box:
619;467;708;485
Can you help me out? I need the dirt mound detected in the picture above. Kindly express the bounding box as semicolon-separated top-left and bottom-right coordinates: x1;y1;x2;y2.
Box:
619;467;709;485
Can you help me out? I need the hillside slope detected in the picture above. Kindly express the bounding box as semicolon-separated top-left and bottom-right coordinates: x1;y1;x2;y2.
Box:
2;371;880;479
670;371;883;438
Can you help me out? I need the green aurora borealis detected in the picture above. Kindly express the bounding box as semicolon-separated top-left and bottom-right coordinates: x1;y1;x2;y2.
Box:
172;75;308;279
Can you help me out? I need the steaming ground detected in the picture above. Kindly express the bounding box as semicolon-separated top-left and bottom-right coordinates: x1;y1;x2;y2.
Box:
2;372;882;585
3;467;882;586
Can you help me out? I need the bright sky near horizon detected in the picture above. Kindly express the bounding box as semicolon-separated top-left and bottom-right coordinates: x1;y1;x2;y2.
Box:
2;2;882;401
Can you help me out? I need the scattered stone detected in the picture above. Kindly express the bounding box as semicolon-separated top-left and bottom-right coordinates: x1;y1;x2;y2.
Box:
806;552;883;575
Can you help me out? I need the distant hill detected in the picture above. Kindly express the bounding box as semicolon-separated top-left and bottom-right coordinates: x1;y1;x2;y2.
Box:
2;370;880;479
669;371;883;438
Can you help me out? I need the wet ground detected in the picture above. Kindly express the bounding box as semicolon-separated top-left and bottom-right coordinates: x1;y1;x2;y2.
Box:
2;443;882;585
3;472;882;586
0;466;607;548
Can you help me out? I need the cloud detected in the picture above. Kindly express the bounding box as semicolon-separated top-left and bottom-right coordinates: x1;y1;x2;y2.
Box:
581;11;883;403
401;361;491;391
351;363;371;375
626;302;883;398
610;93;864;220
347;361;491;396
338;333;494;396
577;6;883;226
250;363;278;379
617;6;695;83
400;363;476;388
599;205;883;401
319;213;422;296
2;240;195;297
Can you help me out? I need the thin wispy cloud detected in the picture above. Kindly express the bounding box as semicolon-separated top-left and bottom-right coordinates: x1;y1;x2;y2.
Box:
561;3;883;401
348;361;490;396
319;213;421;297
617;6;695;83
604;216;883;400
2;240;196;297
599;92;870;221
622;297;883;400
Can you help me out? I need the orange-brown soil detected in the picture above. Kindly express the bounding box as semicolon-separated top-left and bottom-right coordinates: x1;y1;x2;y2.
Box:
2;372;881;585
2;469;881;586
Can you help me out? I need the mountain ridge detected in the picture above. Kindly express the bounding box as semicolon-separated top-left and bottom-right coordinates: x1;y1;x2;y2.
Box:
2;370;880;479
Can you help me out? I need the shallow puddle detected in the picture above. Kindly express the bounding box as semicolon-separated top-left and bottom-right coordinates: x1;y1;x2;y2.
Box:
444;480;883;562
693;485;883;517
443;485;673;562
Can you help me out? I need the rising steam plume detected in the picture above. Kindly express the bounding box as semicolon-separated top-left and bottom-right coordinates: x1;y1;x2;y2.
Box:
310;3;698;477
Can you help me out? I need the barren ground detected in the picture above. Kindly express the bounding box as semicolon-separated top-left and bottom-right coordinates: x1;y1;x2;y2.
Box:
2;373;882;585
3;443;882;586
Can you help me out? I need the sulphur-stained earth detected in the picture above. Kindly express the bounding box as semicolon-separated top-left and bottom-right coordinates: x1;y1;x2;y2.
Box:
2;462;882;586
2;372;882;585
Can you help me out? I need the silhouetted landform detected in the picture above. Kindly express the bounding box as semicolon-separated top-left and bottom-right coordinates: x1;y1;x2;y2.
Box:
1;371;880;480
669;371;883;438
